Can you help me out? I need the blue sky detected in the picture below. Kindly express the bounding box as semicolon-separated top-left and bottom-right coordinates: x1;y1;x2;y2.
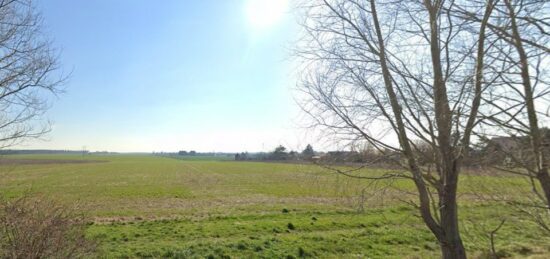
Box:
18;0;314;152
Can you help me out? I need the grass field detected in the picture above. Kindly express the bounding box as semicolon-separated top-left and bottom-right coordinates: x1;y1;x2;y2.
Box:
1;154;549;258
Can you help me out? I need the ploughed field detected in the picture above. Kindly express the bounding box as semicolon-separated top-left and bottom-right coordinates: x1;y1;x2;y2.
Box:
0;154;549;258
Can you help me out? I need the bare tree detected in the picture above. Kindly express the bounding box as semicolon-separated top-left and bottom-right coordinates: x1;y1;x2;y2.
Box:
456;0;550;229
295;0;497;258
0;1;91;257
495;0;550;210
453;0;550;232
0;0;63;149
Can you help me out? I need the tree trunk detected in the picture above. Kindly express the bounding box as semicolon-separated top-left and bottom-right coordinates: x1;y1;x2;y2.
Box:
441;241;467;259
537;169;550;207
439;167;467;259
368;0;445;243
504;0;550;209
425;1;467;257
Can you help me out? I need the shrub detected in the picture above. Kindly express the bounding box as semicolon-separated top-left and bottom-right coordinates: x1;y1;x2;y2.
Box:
236;242;247;250
298;247;306;257
287;223;296;230
0;195;96;258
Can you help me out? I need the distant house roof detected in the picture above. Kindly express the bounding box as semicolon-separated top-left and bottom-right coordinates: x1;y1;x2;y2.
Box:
488;136;523;150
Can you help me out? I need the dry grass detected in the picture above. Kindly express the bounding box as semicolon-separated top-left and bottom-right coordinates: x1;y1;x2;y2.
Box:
0;195;96;258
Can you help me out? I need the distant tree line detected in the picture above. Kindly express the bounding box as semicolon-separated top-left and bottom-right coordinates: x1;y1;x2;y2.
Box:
234;133;550;167
178;150;197;156
154;151;234;159
235;144;317;162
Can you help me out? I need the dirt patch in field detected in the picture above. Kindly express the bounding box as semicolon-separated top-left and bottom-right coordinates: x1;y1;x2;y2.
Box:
0;158;107;165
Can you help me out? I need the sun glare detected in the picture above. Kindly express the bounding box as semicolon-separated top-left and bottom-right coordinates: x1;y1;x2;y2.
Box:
245;0;289;31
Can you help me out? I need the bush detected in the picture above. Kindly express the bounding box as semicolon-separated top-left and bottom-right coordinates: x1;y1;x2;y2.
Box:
0;195;96;258
287;223;296;230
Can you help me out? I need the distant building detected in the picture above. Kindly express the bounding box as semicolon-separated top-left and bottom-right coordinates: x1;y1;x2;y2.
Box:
483;130;550;167
486;136;522;150
483;136;528;166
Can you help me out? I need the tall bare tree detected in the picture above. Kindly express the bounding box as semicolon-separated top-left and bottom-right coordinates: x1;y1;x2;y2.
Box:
295;0;496;258
456;0;550;231
0;0;63;149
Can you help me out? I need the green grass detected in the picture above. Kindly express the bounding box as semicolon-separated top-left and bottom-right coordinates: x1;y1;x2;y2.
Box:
87;207;439;258
1;154;549;258
163;155;234;161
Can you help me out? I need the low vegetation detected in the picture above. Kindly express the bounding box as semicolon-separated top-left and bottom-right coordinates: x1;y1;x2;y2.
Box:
1;154;549;258
0;195;96;258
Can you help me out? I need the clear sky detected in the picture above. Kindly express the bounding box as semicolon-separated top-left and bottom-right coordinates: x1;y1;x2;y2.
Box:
17;0;316;153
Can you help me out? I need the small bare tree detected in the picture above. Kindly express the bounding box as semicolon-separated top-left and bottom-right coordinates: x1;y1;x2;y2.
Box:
295;0;498;258
0;0;64;149
0;1;92;258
